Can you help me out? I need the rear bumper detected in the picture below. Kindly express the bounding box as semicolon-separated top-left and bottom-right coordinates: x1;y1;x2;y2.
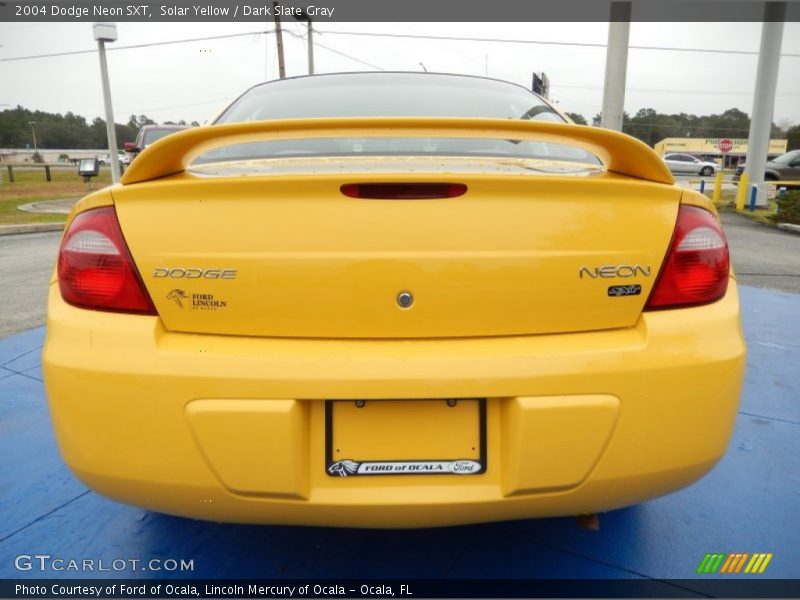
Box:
43;281;745;528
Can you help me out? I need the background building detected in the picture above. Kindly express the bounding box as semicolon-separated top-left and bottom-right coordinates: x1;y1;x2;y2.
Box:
654;137;788;168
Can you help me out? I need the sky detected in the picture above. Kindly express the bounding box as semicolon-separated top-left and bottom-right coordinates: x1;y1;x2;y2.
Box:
1;21;799;129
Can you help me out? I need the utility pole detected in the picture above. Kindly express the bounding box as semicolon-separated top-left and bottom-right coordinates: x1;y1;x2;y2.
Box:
600;1;631;132
305;17;314;74
293;9;314;75
744;2;785;208
273;2;286;79
93;23;121;183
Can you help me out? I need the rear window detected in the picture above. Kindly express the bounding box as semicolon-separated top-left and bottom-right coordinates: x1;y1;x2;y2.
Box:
194;137;594;165
143;128;186;146
199;74;598;166
216;74;562;122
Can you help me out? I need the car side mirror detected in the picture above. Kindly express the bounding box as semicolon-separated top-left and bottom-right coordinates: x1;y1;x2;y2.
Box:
123;142;139;153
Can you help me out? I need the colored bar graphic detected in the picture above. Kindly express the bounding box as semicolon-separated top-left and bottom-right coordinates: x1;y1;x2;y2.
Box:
697;554;713;574
700;552;772;575
734;553;749;573
709;553;725;573
759;553;773;573
745;554;759;573
751;554;766;573
720;554;736;573
744;554;759;573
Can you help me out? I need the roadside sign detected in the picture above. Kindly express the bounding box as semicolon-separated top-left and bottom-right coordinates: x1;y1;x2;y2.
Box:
719;138;733;153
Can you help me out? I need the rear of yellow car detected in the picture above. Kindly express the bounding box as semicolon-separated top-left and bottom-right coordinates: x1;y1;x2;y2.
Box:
43;113;745;528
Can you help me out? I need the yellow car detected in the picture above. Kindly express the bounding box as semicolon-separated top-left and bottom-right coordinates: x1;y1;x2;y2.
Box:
44;73;745;528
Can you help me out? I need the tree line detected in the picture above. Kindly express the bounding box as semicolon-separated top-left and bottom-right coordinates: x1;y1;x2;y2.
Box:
566;107;799;150
0;106;200;150
1;105;797;152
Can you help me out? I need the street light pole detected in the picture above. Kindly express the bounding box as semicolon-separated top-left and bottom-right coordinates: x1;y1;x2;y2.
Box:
744;3;785;208
600;1;631;132
93;23;121;184
28;121;38;156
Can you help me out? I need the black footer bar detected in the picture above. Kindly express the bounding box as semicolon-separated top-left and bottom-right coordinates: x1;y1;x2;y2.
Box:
3;578;800;598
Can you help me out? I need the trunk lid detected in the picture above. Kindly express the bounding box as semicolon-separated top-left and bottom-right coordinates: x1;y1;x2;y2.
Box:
113;157;680;339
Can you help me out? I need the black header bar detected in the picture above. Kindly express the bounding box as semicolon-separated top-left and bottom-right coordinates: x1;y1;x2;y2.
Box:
2;0;800;22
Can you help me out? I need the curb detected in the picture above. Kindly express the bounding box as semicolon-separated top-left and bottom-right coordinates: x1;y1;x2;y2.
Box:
777;223;800;235
720;206;776;228
17;197;78;214
0;223;64;236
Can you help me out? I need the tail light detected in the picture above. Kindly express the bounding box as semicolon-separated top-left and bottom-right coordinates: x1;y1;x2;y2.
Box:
645;204;729;310
57;206;156;314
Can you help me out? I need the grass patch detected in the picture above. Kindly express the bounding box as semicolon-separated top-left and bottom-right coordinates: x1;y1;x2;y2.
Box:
0;195;72;225
717;189;736;207
0;166;113;225
714;191;779;225
0;166;112;201
698;183;783;225
733;205;777;225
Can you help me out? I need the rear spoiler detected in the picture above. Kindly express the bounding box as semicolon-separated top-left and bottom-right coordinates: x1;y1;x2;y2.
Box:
120;117;674;186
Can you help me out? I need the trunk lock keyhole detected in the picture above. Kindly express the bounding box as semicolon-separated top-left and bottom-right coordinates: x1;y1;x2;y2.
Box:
397;291;414;308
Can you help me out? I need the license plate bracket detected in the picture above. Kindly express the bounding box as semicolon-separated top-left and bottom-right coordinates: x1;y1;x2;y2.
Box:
325;399;486;477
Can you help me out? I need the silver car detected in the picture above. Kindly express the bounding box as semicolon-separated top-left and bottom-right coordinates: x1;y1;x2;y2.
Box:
734;150;800;186
663;153;719;176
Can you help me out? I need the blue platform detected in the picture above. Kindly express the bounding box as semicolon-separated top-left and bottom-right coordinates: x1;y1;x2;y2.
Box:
1;286;798;589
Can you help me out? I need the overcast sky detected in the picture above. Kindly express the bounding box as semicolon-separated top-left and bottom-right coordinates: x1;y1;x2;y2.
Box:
2;21;799;130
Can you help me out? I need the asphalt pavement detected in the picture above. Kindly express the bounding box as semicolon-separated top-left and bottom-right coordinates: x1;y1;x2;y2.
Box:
0;231;59;338
721;211;800;293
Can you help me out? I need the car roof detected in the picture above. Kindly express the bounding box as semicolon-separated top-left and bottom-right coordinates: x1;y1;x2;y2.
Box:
139;124;190;131
240;71;542;100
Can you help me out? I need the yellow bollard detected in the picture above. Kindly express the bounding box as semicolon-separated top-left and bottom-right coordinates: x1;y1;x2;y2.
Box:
736;172;749;211
712;171;723;204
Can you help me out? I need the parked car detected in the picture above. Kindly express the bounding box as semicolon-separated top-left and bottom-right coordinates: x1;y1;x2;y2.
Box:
124;124;191;161
734;150;800;185
44;73;745;528
663;153;720;176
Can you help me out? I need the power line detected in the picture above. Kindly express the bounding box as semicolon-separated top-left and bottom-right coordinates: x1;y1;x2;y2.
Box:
6;26;800;64
0;30;275;62
286;29;383;70
4;26;799;114
0;26;384;72
312;39;384;70
314;28;800;59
